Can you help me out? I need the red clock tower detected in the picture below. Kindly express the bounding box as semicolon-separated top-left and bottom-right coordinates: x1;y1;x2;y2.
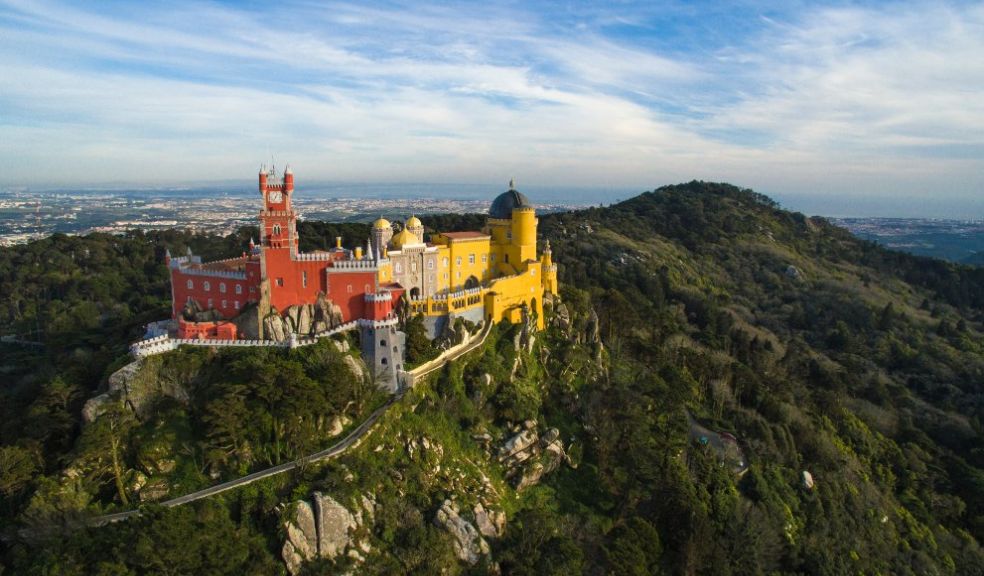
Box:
259;164;296;252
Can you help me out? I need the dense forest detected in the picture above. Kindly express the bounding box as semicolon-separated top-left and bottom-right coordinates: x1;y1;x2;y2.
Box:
2;182;984;574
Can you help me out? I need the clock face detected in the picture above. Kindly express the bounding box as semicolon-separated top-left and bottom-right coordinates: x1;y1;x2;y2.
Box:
268;191;283;203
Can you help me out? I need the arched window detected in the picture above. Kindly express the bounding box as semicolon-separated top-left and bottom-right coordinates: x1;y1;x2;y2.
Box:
220;283;226;293
427;260;434;270
273;224;281;235
456;256;462;266
381;357;388;365
221;299;227;308
234;301;240;310
236;284;243;294
380;339;387;347
443;257;449;267
203;281;211;292
186;279;194;289
393;346;398;352
395;262;402;273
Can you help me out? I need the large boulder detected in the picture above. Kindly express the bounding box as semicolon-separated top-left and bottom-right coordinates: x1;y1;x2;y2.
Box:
313;492;356;559
231;304;260;339
297;304;312;335
282;501;319;576
264;313;288;342
434;499;489;565
498;429;538;466
473;503;506;539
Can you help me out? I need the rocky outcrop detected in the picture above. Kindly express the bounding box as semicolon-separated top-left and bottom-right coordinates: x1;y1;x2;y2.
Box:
264;311;289;342
230;303;260;339
282;501;319;575
281;493;370;575
473;503;506;539
499;425;569;491
83;357;191;424
264;295;346;341
434;499;490;565
314;492;357;559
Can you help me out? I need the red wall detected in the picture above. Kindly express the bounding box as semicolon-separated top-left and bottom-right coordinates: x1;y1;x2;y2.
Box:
170;267;259;320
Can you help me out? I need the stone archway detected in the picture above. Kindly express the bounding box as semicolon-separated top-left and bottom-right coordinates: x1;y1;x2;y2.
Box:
464;275;480;289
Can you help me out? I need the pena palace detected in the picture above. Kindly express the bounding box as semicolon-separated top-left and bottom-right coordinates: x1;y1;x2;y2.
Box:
167;166;559;350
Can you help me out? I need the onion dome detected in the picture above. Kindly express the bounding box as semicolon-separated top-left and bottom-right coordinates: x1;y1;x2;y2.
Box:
372;217;392;230
489;179;532;219
390;228;419;249
406;215;423;229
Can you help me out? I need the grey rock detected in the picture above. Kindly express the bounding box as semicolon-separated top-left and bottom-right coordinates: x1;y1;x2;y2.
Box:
434;499;489;565
282;501;318;575
313;492;356;559
473;503;506;539
499;429;538;464
297;304;312;335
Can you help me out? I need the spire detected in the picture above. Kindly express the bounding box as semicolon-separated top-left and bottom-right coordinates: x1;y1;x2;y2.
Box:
509;177;515;190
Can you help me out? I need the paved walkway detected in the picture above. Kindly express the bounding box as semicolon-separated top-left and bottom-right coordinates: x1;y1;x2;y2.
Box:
59;322;494;532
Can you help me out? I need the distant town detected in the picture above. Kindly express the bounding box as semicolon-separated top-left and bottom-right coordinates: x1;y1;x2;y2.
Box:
3;186;983;266
0;186;578;246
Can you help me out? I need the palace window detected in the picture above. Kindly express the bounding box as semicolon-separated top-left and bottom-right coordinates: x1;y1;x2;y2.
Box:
427;260;434;270
411;261;417;273
347;285;353;293
380;339;387;347
186;279;194;289
456;271;461;280
203;281;211;292
207;298;213;308
273;224;281;235
531;269;536;275
236;284;243;295
469;254;475;264
222;299;227;308
491;254;496;262
456;256;462;266
276;278;284;287
443;257;449;267
249;287;256;294
234;301;240;310
220;283;226;293
482;254;487;263
504;254;509;263
395;262;402;273
444;273;448;280
302;270;308;288
381;358;388;365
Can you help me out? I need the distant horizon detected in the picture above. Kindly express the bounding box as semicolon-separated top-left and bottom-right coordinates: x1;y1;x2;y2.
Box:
3;178;982;221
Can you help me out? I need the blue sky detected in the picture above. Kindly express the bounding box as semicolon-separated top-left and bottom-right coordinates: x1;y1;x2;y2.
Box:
1;0;982;211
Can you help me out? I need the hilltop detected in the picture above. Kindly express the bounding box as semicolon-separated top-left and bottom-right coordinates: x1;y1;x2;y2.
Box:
2;182;984;575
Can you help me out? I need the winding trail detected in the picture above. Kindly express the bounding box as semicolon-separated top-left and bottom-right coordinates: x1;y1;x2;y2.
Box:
24;322;496;536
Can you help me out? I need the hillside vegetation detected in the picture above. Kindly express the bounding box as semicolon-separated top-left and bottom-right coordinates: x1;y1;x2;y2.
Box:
2;182;984;575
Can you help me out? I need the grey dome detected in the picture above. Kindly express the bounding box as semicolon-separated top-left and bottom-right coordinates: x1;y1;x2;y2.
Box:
489;188;533;219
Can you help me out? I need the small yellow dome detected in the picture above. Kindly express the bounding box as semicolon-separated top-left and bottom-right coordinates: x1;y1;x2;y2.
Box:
373;217;391;230
406;215;422;228
390;228;419;249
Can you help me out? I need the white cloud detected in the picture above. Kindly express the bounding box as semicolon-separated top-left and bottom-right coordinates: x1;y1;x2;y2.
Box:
0;0;981;207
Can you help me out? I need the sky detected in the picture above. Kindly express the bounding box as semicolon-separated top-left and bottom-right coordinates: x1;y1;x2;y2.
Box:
1;0;982;215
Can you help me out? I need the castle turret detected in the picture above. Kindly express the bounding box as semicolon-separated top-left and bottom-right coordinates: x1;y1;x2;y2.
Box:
258;165;268;193
406;215;424;242
284;164;294;192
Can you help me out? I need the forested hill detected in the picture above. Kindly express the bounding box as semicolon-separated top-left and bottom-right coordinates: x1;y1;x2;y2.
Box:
2;181;984;575
538;181;984;572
